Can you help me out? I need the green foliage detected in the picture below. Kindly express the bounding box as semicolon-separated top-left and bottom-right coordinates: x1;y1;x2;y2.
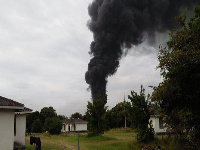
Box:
26;128;180;150
43;117;62;135
86;94;107;136
26;111;40;133
57;115;67;121
26;106;62;135
70;112;83;119
128;85;154;143
40;107;57;125
31;118;42;133
152;6;200;149
105;101;130;129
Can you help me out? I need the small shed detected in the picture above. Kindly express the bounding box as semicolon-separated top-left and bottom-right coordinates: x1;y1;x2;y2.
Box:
62;119;88;132
0;96;32;150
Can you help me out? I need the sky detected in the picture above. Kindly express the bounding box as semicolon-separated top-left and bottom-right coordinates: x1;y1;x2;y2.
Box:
0;0;167;117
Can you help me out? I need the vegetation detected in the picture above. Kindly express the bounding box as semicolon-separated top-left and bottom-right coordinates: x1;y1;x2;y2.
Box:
27;107;63;135
85;94;108;136
152;6;200;149
25;128;181;150
70;112;83;119
128;86;154;143
31;118;42;133
105;101;130;129
43;117;62;134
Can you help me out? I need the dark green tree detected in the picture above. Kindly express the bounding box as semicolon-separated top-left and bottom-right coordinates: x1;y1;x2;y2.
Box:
86;94;107;136
105;101;130;129
58;115;67;121
70;112;83;119
26;111;40;133
152;6;200;149
40;107;57;125
31;118;42;133
43;117;62;134
128;86;154;143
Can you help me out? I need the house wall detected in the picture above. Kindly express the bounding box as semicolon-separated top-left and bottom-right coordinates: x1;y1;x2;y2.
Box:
61;124;66;132
14;114;26;145
0;110;15;150
61;123;87;132
76;124;87;131
150;116;167;134
62;124;72;132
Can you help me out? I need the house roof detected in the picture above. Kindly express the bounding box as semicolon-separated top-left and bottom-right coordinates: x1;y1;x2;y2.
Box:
15;107;32;114
0;96;24;109
63;119;88;124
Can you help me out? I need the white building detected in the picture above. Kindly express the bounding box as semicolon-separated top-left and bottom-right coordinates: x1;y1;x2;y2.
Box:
0;96;32;150
150;115;167;134
61;119;88;132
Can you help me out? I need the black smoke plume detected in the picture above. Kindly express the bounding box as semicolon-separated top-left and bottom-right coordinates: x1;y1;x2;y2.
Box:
85;0;199;100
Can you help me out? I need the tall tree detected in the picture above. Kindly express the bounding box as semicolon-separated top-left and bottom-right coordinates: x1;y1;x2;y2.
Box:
86;94;107;136
128;86;154;143
152;6;200;149
40;107;57;125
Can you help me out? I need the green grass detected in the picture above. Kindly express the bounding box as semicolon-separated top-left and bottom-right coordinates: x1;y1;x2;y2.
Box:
25;128;181;150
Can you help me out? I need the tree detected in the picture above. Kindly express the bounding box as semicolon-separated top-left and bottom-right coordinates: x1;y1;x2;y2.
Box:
58;115;67;121
31;118;42;133
86;94;107;136
128;86;154;143
26;111;40;133
105;101;130;129
26;107;62;134
70;112;83;119
152;6;200;149
43;117;62;135
40;107;57;125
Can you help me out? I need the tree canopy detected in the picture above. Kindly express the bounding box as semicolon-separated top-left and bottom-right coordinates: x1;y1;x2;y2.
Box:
105;101;130;129
152;6;200;148
70;112;83;119
86;94;107;136
26;106;62;135
128;86;154;143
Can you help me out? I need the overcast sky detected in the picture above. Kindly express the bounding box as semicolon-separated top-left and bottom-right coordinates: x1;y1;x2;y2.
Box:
0;0;167;117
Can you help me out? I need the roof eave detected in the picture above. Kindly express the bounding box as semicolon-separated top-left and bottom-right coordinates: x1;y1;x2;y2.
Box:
15;111;32;114
0;106;24;110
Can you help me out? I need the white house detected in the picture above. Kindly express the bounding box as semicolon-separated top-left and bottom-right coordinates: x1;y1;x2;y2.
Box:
150;115;167;134
0;96;32;150
61;119;88;132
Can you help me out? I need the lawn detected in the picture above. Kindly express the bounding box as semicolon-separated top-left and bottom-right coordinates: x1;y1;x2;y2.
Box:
25;128;180;150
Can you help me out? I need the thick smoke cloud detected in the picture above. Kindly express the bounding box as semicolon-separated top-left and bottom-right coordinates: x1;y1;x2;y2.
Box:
85;0;199;99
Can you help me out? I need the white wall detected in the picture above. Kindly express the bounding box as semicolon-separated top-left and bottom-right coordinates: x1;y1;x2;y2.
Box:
76;124;87;131
14;114;26;145
0;110;15;150
61;123;87;132
150;116;167;134
62;124;72;132
61;124;66;132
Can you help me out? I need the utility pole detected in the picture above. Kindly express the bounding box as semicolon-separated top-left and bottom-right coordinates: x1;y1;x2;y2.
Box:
124;95;126;130
77;131;80;150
